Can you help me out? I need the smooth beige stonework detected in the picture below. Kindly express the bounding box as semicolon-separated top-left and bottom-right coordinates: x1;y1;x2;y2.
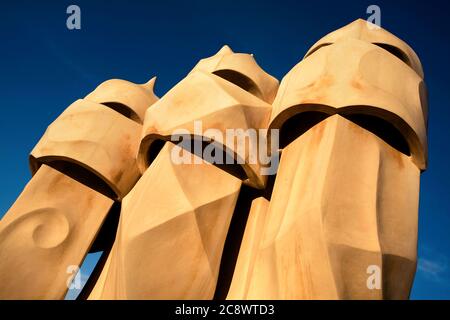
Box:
31;76;158;200
30;99;143;200
139;46;278;189
239;115;420;299
227;197;269;300
0;76;158;299
85;77;158;124
304;19;424;78
88;143;242;299
270;38;427;170
0;165;113;299
88;47;278;299
226;20;426;300
192;45;279;104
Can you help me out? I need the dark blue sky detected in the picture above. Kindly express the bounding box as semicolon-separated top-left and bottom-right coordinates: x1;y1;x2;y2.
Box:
1;0;449;299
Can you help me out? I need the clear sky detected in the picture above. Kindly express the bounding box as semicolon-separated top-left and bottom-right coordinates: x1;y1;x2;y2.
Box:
0;0;449;299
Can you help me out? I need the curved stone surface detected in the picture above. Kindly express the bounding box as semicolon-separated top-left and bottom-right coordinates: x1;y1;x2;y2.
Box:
270;39;427;169
305;18;424;78
227;197;269;299
192;45;279;104
30;99;143;200
243;115;419;299
0;165;113;299
85;77;158;124
139;70;273;189
89;143;242;299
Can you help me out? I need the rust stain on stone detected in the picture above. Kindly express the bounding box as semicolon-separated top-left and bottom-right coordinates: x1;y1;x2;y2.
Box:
310;120;326;148
386;146;405;170
351;78;363;90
